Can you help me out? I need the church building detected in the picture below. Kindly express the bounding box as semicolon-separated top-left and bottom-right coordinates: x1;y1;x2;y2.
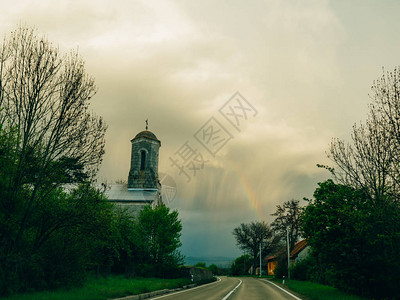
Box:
105;127;163;214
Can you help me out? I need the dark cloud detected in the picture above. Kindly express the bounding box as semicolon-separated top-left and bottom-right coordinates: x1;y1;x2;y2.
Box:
2;0;400;258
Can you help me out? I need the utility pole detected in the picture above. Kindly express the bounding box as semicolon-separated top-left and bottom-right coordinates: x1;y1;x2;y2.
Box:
287;225;290;280
259;242;262;277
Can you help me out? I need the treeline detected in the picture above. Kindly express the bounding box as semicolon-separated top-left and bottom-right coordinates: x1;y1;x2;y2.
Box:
0;165;182;295
193;262;230;276
0;26;183;296
232;68;400;299
296;68;400;299
298;179;400;299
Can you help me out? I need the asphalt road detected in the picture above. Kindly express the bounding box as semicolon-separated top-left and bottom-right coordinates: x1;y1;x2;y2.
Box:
230;277;301;300
149;277;301;300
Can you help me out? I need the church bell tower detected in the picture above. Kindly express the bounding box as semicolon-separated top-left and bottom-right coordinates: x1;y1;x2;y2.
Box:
127;128;161;190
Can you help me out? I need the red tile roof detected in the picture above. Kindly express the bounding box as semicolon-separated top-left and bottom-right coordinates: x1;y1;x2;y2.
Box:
264;239;308;262
290;239;308;259
266;255;277;261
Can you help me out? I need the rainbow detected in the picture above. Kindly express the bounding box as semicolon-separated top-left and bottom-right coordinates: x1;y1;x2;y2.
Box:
230;162;264;220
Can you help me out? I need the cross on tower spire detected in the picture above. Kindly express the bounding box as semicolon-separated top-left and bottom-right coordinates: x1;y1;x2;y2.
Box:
145;119;148;130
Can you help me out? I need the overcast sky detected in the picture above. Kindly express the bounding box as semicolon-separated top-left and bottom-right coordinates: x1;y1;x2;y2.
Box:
2;0;400;260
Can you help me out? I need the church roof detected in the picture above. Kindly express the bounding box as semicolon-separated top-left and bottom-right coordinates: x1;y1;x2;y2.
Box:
105;184;157;203
132;130;160;143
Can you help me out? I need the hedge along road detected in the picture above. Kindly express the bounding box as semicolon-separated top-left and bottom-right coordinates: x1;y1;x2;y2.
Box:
148;277;302;300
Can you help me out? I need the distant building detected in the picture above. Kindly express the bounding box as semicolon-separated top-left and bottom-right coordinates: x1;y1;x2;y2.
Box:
266;255;278;276
105;128;163;214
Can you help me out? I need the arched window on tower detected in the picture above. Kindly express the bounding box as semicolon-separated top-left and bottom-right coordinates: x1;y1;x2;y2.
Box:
140;150;146;171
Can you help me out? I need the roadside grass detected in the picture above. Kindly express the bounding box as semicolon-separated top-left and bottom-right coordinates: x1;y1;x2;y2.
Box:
2;275;192;300
272;279;366;300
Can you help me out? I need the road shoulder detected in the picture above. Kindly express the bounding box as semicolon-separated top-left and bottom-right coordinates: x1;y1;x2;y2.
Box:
258;278;307;300
111;278;219;300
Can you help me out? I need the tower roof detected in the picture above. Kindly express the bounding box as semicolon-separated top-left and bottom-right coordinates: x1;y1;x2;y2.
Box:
132;130;160;143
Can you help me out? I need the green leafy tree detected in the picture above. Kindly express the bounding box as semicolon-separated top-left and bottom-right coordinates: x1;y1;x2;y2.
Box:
0;25;106;258
230;254;252;276
0;179;116;293
207;264;220;275
0;25;107;295
107;206;139;274
233;221;278;275
32;185;115;287
136;205;183;277
302;180;400;299
194;262;206;268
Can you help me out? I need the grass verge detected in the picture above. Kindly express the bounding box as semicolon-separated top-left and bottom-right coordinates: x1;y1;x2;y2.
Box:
272;279;366;300
2;276;192;300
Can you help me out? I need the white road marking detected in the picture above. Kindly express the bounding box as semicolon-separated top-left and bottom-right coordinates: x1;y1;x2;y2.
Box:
260;279;302;300
221;279;242;300
150;277;221;299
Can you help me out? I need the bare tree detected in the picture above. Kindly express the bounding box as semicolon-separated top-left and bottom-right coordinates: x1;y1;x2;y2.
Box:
0;26;107;252
271;199;302;251
370;68;400;192
233;221;277;275
327;68;400;202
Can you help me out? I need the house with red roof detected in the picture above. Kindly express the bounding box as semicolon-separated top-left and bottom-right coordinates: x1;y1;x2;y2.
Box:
266;255;278;275
290;239;309;265
265;239;309;275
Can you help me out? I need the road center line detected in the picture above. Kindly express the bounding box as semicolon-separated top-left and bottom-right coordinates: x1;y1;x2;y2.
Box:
221;279;242;300
259;279;302;300
150;277;221;299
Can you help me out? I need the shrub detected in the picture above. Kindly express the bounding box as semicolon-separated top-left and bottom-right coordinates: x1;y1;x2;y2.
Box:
273;254;288;279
